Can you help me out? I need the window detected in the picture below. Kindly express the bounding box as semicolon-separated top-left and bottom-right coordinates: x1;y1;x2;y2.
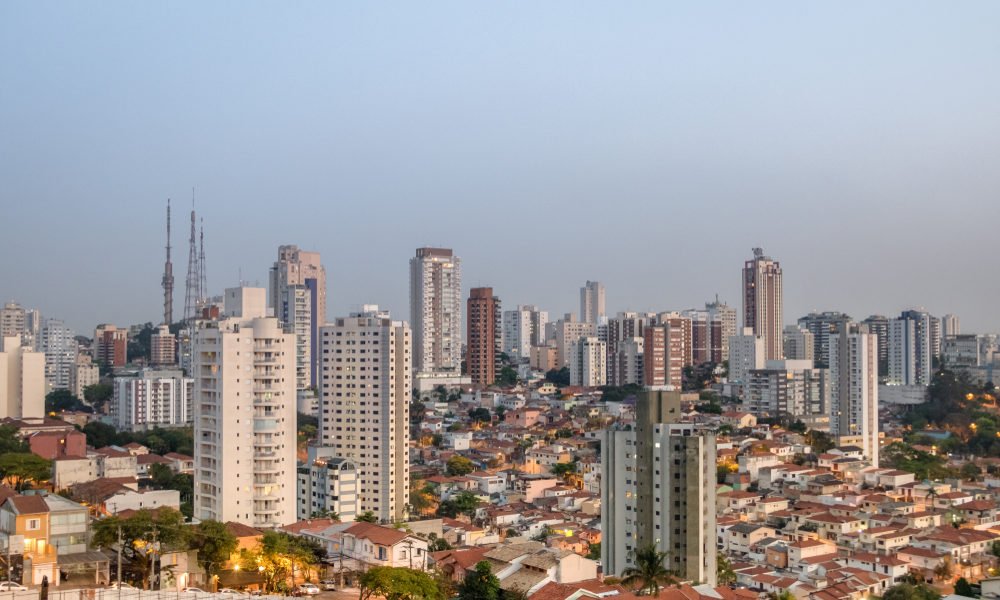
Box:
26;518;41;531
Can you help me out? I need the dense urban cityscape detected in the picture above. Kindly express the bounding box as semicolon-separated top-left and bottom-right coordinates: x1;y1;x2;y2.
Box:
0;198;996;600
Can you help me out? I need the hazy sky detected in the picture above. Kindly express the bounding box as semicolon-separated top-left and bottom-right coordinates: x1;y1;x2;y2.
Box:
3;2;1000;334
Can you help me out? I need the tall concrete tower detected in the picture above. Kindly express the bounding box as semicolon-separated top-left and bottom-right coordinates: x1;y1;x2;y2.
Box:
161;199;174;326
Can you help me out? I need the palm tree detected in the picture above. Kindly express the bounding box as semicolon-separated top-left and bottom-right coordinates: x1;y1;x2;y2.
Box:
620;545;678;596
716;552;736;586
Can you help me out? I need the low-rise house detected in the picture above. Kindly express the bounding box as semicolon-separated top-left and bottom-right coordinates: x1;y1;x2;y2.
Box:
163;452;194;474
341;522;429;570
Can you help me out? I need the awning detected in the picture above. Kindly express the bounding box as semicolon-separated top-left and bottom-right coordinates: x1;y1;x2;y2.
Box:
57;552;112;566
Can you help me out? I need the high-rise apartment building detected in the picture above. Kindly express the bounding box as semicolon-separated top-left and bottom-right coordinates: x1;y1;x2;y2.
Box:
888;310;934;386
0;304;26;341
861;315;889;377
746;359;827;419
742;248;783;361
656;314;693;367
706;300;737;362
618;338;644;386
602;390;716;585
941;314;960;340
319;306;410;523
928;315;942;361
467;288;501;386
552;314;596;369
829;323;879;465
728;328;765;384
410;248;462;374
942;334;979;368
150;325;176;366
569;336;606;387
112;369;193;431
782;326;815;362
297;447;359;521
501;305;548;360
606;312;652;386
643;323;686;389
94;324;127;368
580;281;606;325
797;312;851;367
70;355;100;399
270;245;327;389
38;319;77;392
193;287;297;527
0;336;45;419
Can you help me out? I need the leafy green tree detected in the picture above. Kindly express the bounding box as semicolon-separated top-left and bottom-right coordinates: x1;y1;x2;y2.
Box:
586;543;600;560
0;453;51;491
882;583;941;600
0;426;28;454
360;566;443;600
92;508;188;588
960;462;982;480
717;552;736;586
457;561;500;600
805;429;836;454
446;455;475;476
545;367;570;387
550;462;577;481
494;367;518;387
46;389;92;413
239;531;324;593
83;383;113;409
356;511;378;523
190;520;237;580
436;491;480;518
696;401;723;415
620;545;677;596
468;408;492;423
81;421;118;449
954;577;973;597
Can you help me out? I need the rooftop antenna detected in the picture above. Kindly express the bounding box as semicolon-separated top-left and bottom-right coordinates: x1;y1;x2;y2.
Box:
199;218;207;307
161;199;174;325
183;189;199;322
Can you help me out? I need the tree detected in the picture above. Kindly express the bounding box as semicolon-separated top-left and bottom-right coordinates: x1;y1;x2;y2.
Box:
586;543;600;561
960;462;981;480
550;462;577;481
436;491;480;518
954;577;973;597
545;367;570;387
468;408;492;423
356;511;378;523
360;566;443;600
190;520;237;580
768;592;794;600
933;556;953;582
92;508;188;588
46;389;92;413
0;426;27;454
805;429;836;454
81;421;118;449
446;455;475;476
620;545;677;596
83;383;113;409
148;463;194;518
716;552;736;586
494;367;518;387
0;453;51;491
882;583;941;600
240;531;324;593
457;561;500;600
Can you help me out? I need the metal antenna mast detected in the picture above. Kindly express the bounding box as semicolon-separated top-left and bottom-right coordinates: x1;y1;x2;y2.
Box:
198;218;207;309
183;190;199;322
161;199;174;325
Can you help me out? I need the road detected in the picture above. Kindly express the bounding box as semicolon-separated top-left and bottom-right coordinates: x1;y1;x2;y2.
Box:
317;590;360;600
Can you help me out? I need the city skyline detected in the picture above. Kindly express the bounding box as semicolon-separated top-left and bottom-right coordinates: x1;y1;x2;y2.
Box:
4;2;1000;333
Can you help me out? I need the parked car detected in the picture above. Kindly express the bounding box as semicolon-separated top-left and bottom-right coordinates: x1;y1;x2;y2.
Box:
296;583;320;596
182;588;207;594
320;580;337;591
108;582;136;590
0;583;28;592
218;589;247;596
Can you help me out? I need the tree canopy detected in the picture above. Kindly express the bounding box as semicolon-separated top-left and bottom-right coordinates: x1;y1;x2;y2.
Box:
882;583;940;600
359;566;443;600
189;520;237;579
446;455;475;476
457;561;500;600
0;452;51;491
92;508;188;588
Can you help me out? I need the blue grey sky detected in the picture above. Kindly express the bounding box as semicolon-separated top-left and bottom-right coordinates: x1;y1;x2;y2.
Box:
3;2;1000;334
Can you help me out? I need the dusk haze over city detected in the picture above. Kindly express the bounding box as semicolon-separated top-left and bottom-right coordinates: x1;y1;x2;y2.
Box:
1;3;1000;600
